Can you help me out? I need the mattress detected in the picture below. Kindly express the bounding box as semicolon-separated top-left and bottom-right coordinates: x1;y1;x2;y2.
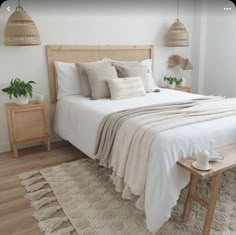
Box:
54;88;236;233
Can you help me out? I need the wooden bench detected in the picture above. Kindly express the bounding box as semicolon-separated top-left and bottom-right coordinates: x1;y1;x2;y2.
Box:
177;143;236;235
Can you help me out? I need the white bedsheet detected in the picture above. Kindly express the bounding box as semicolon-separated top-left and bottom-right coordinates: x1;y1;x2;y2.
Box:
54;89;236;233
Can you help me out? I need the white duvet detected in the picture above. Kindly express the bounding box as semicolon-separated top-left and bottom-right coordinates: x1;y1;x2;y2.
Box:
54;89;236;233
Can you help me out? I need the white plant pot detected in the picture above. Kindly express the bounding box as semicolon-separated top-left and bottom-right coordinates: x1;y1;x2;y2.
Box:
14;96;29;105
169;83;176;89
180;77;186;86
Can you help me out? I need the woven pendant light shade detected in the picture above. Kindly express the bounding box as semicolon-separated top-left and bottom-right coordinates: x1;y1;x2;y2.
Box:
4;6;40;46
166;19;189;47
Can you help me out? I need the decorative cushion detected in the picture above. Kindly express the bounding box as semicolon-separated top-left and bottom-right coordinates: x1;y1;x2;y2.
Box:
85;66;118;100
54;61;82;100
75;62;109;97
114;64;153;92
107;76;146;100
112;63;141;76
109;59;158;92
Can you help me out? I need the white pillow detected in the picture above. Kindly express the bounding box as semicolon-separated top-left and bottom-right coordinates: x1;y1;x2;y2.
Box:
107;76;146;100
106;58;158;92
141;59;159;92
55;61;82;99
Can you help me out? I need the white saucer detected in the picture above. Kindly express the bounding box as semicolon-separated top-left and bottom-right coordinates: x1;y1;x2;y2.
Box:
192;161;212;171
208;151;222;162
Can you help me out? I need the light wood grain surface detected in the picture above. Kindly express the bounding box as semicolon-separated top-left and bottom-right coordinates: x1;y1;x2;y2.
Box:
0;141;83;235
161;86;192;93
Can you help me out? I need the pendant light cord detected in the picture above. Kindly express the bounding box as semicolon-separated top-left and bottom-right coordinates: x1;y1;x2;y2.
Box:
17;0;23;11
177;0;179;20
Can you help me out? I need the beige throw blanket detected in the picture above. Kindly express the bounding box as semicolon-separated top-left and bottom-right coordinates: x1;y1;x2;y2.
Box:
95;97;236;208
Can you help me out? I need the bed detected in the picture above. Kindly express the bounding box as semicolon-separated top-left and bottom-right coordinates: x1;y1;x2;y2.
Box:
47;45;236;233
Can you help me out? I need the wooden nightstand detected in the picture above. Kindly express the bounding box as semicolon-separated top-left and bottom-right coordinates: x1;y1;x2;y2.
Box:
5;101;51;158
163;86;192;93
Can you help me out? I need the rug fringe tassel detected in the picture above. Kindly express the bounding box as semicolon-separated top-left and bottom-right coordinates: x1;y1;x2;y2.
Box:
31;197;57;210
122;184;133;200
25;188;53;201
21;176;44;186
18;170;39;180
135;194;144;210
33;206;62;221
38;217;68;234
46;226;75;235
25;181;48;193
19;171;75;234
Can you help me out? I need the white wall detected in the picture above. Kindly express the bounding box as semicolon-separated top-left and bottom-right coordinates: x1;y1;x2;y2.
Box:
202;6;236;97
195;0;236;96
0;0;195;152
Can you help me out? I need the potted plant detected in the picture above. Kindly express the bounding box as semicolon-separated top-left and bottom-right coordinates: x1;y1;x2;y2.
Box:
2;78;35;105
163;76;183;88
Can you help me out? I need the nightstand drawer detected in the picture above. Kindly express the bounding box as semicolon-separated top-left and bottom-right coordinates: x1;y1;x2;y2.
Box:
12;108;47;141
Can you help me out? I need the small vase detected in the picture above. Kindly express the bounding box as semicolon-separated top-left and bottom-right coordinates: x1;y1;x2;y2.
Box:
169;83;176;89
14;96;29;105
180;77;185;87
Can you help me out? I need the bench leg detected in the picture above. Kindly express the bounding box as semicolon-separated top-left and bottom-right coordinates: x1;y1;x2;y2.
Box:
13;144;18;158
183;174;198;223
202;173;222;235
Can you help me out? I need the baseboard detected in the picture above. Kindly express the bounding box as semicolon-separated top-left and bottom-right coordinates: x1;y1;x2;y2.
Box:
0;135;62;153
0;142;11;153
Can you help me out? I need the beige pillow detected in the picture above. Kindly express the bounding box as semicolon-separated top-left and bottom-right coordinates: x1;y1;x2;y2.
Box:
114;64;151;92
111;61;140;76
75;62;110;97
107;76;146;100
85;66;118;100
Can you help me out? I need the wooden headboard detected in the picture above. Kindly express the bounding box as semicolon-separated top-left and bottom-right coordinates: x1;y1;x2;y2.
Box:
46;45;154;103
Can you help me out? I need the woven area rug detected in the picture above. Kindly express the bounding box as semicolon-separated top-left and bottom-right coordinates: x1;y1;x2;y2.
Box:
19;158;236;235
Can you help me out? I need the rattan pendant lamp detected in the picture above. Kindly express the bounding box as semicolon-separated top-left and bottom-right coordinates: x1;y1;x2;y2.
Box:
166;0;189;47
4;0;41;46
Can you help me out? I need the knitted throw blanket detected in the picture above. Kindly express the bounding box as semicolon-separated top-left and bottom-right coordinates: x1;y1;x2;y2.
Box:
94;97;236;209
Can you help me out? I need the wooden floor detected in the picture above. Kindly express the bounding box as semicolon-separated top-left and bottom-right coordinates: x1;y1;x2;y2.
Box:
0;142;85;235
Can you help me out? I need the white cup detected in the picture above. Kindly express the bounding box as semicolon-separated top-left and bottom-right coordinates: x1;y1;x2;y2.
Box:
36;94;44;103
196;150;210;170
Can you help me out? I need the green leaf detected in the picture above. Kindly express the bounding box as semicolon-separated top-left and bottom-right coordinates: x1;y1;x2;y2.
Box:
13;89;18;98
28;91;32;98
2;87;9;92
